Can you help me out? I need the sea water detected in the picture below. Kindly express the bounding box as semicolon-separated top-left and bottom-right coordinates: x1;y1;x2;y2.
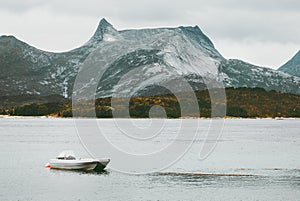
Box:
0;117;299;201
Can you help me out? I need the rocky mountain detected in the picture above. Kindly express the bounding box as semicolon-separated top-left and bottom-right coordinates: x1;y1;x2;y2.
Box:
278;51;300;78
220;59;300;94
0;19;113;98
0;18;299;99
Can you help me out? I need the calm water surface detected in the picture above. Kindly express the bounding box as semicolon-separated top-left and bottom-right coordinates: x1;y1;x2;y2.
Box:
0;117;299;201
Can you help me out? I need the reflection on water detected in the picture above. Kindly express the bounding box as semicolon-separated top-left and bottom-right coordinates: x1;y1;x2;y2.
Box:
49;168;110;176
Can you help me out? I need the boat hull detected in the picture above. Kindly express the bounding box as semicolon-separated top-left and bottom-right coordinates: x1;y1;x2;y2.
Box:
49;159;99;171
94;159;110;172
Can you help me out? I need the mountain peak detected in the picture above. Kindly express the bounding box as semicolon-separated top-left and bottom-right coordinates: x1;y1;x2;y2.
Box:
179;25;215;49
290;50;300;62
0;35;29;48
98;18;112;29
0;35;18;41
90;18;118;42
177;25;223;59
278;50;300;77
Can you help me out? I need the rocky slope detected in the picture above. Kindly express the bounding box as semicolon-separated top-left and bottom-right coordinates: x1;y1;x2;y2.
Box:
220;59;300;94
0;18;299;99
278;50;300;78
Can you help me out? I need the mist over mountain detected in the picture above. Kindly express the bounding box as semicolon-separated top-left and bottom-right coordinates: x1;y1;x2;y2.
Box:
0;18;299;99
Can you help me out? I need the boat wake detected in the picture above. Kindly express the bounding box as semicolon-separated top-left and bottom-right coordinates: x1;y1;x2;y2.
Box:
158;172;259;177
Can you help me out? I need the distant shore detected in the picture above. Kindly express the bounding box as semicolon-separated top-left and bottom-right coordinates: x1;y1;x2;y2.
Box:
1;88;300;118
0;115;298;120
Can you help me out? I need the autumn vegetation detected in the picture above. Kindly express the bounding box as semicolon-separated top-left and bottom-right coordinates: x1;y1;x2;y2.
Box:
0;88;299;118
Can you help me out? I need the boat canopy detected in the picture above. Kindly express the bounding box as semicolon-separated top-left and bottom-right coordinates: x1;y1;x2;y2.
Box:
57;150;76;160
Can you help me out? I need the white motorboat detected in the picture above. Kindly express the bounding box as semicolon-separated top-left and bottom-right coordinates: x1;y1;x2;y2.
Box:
46;151;110;171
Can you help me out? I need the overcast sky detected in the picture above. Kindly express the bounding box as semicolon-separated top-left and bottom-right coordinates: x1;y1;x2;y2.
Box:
0;0;299;69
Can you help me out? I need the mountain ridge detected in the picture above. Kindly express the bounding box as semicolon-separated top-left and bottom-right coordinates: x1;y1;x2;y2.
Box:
0;18;299;99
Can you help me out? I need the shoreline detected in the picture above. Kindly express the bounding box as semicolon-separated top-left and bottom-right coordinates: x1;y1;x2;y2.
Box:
0;115;298;120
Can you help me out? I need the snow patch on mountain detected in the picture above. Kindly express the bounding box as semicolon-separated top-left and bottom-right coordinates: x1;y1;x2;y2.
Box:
1;18;300;98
